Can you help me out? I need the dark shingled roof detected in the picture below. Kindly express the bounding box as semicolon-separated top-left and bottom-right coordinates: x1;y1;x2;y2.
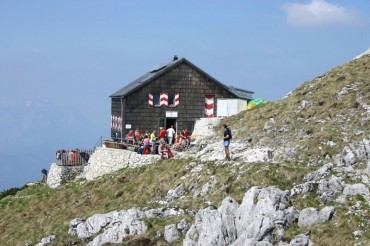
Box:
110;57;254;100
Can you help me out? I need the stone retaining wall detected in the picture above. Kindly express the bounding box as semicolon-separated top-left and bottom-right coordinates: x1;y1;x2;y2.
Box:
47;147;161;188
83;147;160;180
47;164;85;188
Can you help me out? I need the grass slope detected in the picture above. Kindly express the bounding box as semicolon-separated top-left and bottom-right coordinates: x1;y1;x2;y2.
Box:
1;55;370;245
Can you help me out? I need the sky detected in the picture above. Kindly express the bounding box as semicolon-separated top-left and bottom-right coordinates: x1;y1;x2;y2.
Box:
0;0;370;190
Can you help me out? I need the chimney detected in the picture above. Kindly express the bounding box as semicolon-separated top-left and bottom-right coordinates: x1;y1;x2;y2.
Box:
173;55;178;61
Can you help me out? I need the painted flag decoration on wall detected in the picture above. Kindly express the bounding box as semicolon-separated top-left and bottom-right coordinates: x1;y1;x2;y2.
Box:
111;115;122;131
174;93;180;107
205;95;214;117
148;93;153;107
160;93;168;107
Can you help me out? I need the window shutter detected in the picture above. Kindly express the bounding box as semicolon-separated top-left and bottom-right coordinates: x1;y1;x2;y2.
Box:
160;93;168;107
148;94;153;107
174;93;180;107
205;95;215;117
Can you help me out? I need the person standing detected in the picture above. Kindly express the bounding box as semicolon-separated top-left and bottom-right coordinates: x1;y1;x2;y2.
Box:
167;125;175;145
150;130;157;153
223;124;232;161
159;127;167;140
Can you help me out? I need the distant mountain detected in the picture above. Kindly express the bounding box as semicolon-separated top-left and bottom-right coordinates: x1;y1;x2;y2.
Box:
0;100;105;191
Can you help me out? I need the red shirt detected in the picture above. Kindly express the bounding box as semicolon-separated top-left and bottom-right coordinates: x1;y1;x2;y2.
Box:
159;129;167;139
182;130;189;139
134;130;140;141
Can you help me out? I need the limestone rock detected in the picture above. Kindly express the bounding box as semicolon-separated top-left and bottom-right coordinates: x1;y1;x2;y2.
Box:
232;187;296;245
342;146;357;166
46;163;85;188
286;233;313;246
304;163;333;182
166;183;186;202
184;187;299;246
34;235;56;246
177;219;191;235
184;197;238;246
317;176;343;202
342;183;369;196
68;207;183;245
298;206;335;227
164;224;181;243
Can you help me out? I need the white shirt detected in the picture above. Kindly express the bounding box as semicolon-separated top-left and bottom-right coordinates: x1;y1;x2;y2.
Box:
167;127;175;137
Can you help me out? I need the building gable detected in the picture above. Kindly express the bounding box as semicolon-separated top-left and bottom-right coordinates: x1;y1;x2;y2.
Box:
110;57;252;100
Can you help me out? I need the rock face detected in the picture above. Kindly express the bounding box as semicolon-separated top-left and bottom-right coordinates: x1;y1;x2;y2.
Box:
184;196;239;246
184;186;306;246
68;207;184;245
298;207;335;228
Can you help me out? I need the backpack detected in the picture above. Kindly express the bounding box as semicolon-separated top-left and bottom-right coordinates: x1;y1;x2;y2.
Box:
228;129;232;139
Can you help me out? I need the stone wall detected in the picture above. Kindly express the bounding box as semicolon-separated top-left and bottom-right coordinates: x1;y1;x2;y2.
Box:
83;147;160;181
46;164;85;188
47;147;161;188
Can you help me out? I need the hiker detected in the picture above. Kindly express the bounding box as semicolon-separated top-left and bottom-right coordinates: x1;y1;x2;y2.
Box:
223;124;232;161
166;125;175;145
158;139;168;159
127;130;134;144
159;127;167;141
182;129;190;147
41;169;48;183
134;128;141;143
174;132;186;150
150;130;157;153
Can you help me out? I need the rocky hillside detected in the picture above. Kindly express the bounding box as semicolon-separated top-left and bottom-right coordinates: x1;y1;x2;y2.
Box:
1;53;370;246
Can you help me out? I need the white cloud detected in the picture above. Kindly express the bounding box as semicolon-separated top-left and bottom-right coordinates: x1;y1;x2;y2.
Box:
284;0;360;28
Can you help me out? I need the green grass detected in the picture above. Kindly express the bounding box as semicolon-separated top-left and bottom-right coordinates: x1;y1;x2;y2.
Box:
2;54;370;245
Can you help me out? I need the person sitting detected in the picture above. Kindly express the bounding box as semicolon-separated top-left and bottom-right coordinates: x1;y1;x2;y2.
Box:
127;130;134;144
158;139;168;159
142;135;150;154
134;128;141;143
182;129;190;147
174;133;186;150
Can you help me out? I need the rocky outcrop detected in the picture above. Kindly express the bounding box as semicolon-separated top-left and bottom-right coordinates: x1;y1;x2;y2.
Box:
68;207;184;245
184;186;305;246
297;207;335;228
34;235;56;246
63;186;332;245
184;196;239;246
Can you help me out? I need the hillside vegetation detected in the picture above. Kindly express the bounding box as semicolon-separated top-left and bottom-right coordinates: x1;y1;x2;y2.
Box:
223;54;370;161
1;54;370;246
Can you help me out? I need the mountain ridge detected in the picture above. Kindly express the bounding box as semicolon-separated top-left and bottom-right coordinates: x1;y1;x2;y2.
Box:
1;52;370;245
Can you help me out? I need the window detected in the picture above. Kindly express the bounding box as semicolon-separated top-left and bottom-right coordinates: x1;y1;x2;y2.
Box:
153;94;160;106
149;93;179;107
168;94;175;107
